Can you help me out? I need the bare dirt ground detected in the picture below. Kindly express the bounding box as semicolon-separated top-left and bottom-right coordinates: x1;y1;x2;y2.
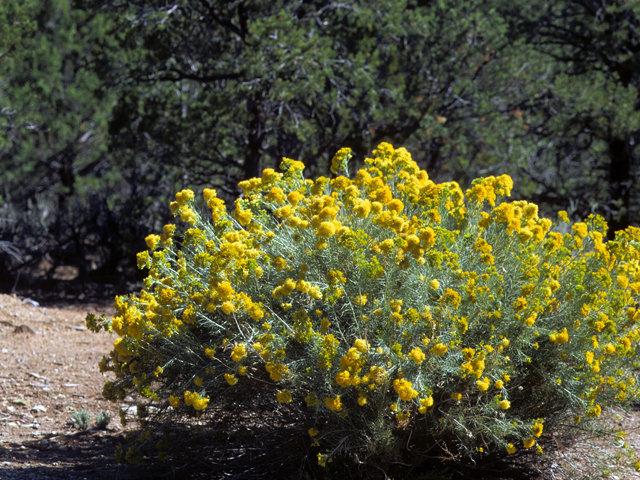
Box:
0;293;157;480
2;291;640;480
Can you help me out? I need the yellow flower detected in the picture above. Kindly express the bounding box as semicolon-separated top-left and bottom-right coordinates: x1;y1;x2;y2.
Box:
524;313;537;327
266;186;286;204
330;176;351;191
512;297;527;312
451;392;462;401
378;238;394;254
233;200;252;226
549;327;569;345
317;221;337;238
203;188;216;202
309;286;322;299
324;396;343;412
585;351;594;365
265;362;289;381
308;427;319;437
386;199;404;213
353;338;370;353
335;370;352;387
194;376;204;387
287;190;304;206
231;344;247;362
478;211;492;229
276;389;292;403
182;306;196;324
221;301;236;315
393;378;419;401
531;420;543;438
184;390;209;411
524;437;535;449
353;199;372;218
408;347;426;365
145;234;161;250
224;373;238;386
180;207;197;224
499;399;511;410
431;342;448;355
495;380;504;389
572;222;588;238
441;288;462;309
507;444;516;454
330;147;352;174
586;404;602;418
518;228;533;243
358;395;368;406
418;396;434;414
353;295;368;306
175;189;195;206
476;377;491;391
420;227;437;248
169;395;180;407
193;396;210;411
319;206;339;220
493;174;513;196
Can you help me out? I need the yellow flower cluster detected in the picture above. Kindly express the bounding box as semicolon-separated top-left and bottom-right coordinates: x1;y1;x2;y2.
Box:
183;391;209;411
231;343;247;362
393;378;419;401
276;389;292;403
324;395;343;412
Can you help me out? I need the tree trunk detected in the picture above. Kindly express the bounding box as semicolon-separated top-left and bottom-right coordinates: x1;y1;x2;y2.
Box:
607;137;631;240
244;102;264;181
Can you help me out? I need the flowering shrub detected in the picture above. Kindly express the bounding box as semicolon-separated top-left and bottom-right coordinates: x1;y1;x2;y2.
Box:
88;143;640;473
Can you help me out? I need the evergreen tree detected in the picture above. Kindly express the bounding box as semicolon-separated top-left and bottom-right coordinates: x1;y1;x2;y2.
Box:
503;0;640;235
89;0;529;193
0;0;118;282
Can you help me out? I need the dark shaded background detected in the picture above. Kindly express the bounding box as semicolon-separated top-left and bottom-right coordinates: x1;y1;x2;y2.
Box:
2;0;639;301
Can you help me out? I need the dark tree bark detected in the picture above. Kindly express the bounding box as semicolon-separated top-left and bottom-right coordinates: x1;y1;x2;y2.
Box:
244;100;264;181
608;137;631;239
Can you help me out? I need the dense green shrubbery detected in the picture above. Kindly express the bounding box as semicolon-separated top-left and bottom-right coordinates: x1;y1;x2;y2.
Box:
88;143;640;475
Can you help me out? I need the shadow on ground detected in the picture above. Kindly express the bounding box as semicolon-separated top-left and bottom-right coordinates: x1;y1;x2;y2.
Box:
0;426;313;480
0;424;545;480
0;430;164;480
